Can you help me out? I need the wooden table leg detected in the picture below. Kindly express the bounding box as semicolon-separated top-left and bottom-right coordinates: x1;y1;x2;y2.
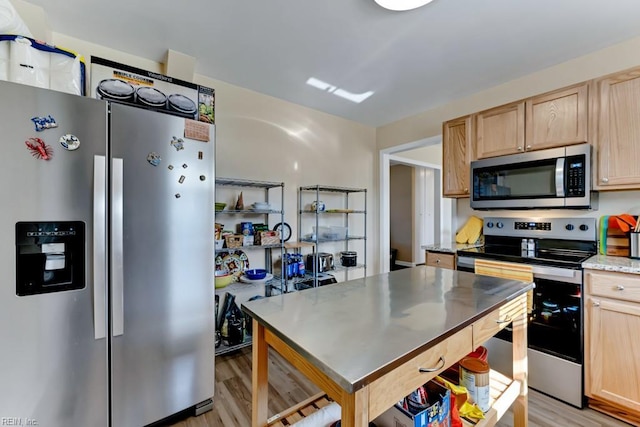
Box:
340;386;369;427
252;320;269;427
512;294;529;427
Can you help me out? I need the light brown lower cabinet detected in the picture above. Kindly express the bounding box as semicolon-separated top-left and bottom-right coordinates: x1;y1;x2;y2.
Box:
584;269;640;426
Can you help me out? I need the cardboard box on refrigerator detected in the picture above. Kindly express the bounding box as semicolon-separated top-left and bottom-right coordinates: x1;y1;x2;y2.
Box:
374;380;451;427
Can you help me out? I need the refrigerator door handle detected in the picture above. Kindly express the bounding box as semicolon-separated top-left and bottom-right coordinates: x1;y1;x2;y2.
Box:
112;158;125;337
93;156;107;340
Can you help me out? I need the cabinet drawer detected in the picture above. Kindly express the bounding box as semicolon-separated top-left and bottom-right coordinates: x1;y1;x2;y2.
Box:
367;326;472;419
426;252;455;270
586;270;640;303
472;294;526;348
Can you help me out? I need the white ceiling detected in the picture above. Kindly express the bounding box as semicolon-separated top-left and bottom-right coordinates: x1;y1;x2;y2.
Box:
24;0;640;127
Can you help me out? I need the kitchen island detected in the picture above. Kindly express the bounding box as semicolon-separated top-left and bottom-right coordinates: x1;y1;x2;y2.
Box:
242;266;533;427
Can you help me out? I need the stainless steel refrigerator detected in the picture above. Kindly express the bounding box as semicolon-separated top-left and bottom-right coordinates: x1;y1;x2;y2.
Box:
0;80;215;427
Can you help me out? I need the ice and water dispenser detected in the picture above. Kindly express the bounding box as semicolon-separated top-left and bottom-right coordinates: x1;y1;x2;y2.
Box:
15;221;85;296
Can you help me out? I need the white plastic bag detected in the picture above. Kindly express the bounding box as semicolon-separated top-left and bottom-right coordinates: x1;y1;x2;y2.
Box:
0;0;32;37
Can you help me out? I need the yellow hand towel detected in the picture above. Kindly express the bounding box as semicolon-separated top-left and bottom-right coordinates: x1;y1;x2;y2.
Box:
456;216;484;244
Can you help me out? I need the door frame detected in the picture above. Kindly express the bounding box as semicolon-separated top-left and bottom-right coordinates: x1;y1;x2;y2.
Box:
380;135;452;272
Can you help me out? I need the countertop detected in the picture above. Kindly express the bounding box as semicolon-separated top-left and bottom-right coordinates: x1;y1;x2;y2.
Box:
583;254;640;275
422;241;483;253
242;266;533;393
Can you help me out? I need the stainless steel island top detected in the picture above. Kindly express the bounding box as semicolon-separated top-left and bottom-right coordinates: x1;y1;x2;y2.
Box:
242;265;533;394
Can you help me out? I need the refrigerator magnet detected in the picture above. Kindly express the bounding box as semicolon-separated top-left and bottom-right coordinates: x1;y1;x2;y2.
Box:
25;137;53;160
59;134;80;151
182;163;188;169
179;175;185;184
198;151;203;160
200;175;206;181
31;115;58;132
175;193;181;198
147;152;161;166
170;136;185;151
168;165;174;170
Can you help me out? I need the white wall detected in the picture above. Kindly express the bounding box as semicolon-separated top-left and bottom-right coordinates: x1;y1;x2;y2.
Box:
377;35;640;235
22;6;640;260
44;32;379;274
396;143;442;166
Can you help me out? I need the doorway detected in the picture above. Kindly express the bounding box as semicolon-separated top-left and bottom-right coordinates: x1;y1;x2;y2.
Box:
379;136;454;272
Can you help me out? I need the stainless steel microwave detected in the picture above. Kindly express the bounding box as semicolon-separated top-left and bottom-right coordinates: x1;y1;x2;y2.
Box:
470;144;597;210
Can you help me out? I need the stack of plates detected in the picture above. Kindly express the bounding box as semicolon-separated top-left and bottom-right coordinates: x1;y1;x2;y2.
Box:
239;273;273;284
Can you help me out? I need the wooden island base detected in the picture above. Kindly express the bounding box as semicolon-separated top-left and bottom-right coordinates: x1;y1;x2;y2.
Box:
252;292;529;427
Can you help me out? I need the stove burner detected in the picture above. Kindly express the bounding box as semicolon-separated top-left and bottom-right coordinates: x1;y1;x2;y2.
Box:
458;217;598;269
459;244;594;269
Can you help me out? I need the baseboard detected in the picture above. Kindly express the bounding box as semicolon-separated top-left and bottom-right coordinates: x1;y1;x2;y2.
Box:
395;260;415;267
588;397;640;426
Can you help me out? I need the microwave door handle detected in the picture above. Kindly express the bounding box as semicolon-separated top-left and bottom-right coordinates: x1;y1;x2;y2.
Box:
555;158;565;197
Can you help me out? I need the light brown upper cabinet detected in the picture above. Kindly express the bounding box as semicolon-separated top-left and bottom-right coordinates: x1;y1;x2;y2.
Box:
526;83;588;151
476;84;588;160
443;115;474;197
593;67;640;190
476;101;525;159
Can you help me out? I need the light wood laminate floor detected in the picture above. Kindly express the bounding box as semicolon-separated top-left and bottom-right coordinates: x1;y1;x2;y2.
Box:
170;347;632;427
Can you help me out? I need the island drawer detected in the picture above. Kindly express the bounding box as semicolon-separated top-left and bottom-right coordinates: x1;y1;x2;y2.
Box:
585;270;640;303
472;294;526;348
367;325;472;419
426;251;456;270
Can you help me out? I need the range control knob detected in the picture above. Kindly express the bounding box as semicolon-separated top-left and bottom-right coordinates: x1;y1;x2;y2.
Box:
496;222;504;229
580;224;589;231
486;222;494;229
565;224;575;231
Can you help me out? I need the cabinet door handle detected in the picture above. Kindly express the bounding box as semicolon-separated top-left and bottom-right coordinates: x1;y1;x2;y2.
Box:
601;177;609;183
419;356;445;373
436;259;441;264
496;315;512;324
517;146;523;151
464;188;468;193
593;301;600;307
526;145;531;149
616;285;625;291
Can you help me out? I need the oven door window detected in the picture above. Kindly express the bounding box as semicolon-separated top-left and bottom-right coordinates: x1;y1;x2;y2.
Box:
473;158;559;201
496;277;582;363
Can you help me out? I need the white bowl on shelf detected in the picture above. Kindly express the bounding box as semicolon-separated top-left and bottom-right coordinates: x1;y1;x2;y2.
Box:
252;202;270;210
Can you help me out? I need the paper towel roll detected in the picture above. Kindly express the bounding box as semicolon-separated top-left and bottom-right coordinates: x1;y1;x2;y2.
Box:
0;0;32;37
0;39;8;81
9;37;49;88
289;402;341;427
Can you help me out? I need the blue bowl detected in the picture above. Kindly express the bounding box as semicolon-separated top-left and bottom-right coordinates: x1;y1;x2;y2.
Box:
245;269;267;280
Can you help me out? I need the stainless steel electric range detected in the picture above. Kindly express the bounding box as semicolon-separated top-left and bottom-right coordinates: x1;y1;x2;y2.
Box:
457;217;597;408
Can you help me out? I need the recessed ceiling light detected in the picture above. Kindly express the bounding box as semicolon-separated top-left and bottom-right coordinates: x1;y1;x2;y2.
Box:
374;0;434;11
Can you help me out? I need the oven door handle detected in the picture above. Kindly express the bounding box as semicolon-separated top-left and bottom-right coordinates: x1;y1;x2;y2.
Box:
530;264;580;281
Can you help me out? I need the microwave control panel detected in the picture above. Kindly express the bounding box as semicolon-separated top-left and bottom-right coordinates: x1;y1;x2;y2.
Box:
566;155;585;197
